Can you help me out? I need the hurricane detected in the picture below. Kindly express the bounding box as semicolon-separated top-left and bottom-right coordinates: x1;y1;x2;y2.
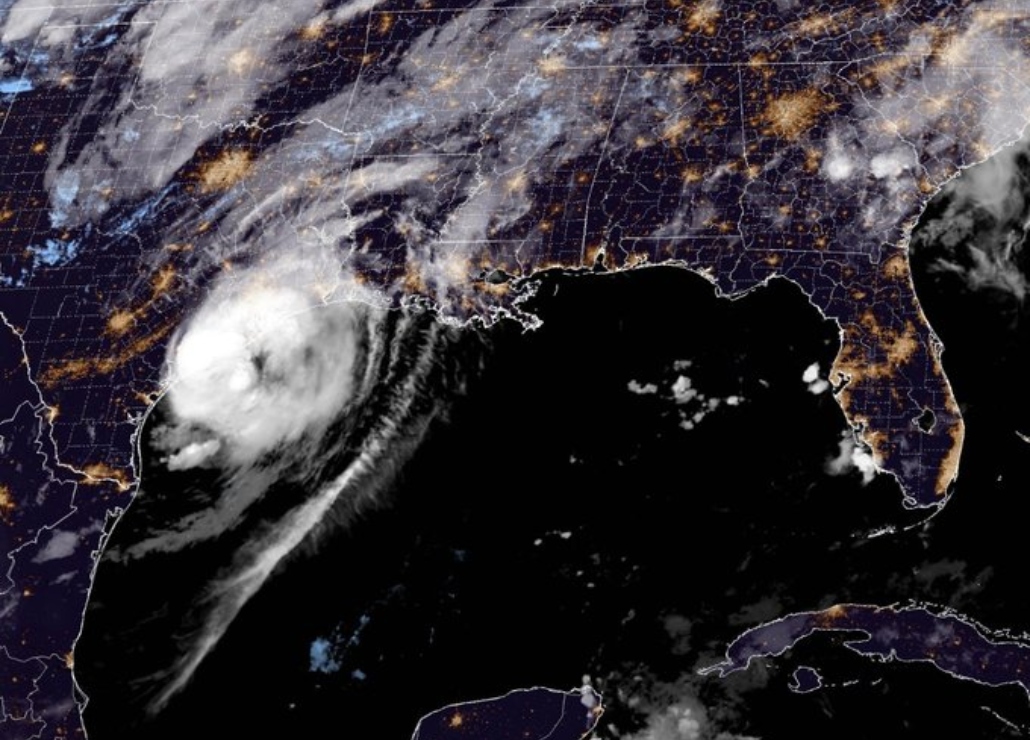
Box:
79;248;476;719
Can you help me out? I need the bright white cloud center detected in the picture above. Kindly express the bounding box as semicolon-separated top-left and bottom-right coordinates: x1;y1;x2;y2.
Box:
167;281;359;464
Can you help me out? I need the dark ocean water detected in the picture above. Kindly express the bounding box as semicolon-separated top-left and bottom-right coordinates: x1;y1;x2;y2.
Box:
78;226;1029;739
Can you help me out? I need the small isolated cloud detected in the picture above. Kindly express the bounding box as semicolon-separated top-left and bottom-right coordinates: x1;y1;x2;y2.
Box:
826;432;878;484
670;376;698;404
824;155;854;182
628;380;659;395
802;363;829;394
309;638;340;674
822;132;856;182
32;530;79;563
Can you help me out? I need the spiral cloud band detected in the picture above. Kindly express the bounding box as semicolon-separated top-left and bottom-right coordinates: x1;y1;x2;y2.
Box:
167;279;360;467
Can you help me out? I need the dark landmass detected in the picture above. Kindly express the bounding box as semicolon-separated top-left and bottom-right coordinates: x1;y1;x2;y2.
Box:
412;687;602;740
